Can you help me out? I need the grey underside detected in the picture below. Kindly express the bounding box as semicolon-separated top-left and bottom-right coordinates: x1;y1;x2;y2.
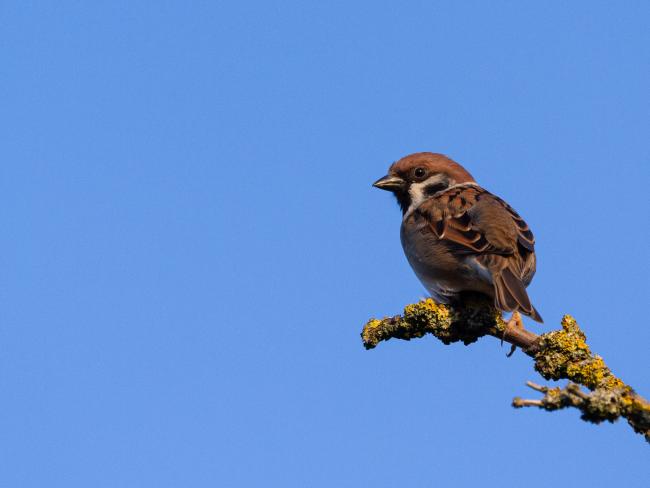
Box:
400;220;495;302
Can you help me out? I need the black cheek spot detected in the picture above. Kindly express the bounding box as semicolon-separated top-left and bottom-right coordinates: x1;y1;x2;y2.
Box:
424;181;449;196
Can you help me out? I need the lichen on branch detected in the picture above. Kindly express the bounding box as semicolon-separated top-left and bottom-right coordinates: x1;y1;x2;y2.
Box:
362;298;650;443
362;297;493;348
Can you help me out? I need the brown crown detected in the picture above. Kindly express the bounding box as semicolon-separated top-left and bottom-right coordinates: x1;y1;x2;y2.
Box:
389;152;475;184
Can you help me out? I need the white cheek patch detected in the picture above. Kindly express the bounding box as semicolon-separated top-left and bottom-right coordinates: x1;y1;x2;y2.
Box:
407;182;426;209
408;174;450;209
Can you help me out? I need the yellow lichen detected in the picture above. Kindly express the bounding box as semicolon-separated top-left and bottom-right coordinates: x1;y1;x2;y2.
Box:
403;298;450;325
365;319;382;329
566;357;607;389
533;315;626;392
362;300;650;442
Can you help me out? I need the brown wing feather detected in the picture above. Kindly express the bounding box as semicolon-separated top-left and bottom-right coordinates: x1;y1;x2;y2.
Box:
415;185;529;254
414;184;542;322
491;194;536;251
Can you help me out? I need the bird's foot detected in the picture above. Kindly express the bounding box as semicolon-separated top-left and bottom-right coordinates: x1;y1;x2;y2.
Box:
503;311;524;357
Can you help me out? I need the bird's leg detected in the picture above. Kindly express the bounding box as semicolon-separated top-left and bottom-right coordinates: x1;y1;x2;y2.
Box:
504;311;524;357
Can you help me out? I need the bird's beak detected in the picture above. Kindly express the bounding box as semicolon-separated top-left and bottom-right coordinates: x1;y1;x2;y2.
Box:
372;175;405;192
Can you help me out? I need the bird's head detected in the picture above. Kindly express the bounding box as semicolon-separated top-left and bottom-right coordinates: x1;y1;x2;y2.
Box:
373;152;475;214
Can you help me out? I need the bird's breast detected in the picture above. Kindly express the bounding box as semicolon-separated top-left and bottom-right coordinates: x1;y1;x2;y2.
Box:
400;220;493;300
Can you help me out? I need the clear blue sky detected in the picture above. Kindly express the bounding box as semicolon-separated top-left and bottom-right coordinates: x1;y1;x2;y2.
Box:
2;1;649;486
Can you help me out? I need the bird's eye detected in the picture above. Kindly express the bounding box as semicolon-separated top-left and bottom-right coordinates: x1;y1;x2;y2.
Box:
414;168;426;178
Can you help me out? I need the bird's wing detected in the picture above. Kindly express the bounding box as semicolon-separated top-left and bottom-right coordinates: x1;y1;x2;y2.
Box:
413;184;542;322
414;184;534;254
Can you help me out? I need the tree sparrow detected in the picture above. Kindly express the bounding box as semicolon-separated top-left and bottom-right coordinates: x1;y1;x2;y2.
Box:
373;152;542;323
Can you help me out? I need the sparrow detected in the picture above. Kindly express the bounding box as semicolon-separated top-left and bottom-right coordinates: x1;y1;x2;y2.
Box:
373;152;543;324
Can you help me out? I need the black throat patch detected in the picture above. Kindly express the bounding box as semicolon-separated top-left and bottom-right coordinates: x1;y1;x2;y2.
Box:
395;190;411;215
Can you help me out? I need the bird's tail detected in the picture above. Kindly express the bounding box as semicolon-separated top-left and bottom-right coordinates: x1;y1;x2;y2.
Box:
493;267;543;323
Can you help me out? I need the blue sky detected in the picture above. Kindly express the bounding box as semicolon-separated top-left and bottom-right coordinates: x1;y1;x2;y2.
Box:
2;1;649;486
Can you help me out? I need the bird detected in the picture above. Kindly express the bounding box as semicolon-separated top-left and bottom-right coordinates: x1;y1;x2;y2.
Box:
373;152;543;330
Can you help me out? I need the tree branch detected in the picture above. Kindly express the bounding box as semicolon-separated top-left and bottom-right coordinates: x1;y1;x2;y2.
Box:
361;297;650;443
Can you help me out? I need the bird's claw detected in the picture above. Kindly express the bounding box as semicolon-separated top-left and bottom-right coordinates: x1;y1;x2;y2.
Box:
503;311;524;357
